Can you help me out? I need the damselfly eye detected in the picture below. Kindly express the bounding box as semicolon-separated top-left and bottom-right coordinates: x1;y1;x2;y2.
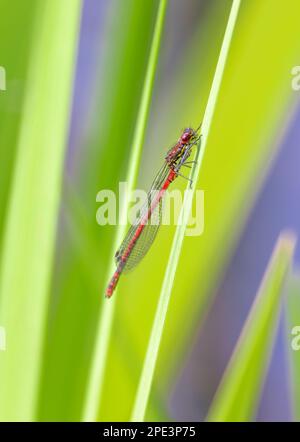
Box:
181;128;193;143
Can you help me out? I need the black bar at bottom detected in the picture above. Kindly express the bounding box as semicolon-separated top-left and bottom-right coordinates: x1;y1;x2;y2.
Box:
0;422;297;439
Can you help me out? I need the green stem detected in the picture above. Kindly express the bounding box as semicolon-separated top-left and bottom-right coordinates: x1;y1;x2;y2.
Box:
0;0;82;421
82;0;168;422
207;232;296;421
131;0;241;422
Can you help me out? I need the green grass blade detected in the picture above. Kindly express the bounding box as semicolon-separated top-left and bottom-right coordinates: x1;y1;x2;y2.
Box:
286;270;300;421
0;0;39;245
131;0;241;422
0;0;82;421
82;0;168;422
207;232;296;422
37;0;159;422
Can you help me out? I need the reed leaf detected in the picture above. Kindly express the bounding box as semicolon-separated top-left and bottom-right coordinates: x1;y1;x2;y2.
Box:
82;0;168;422
207;232;296;422
131;0;241;422
0;0;82;421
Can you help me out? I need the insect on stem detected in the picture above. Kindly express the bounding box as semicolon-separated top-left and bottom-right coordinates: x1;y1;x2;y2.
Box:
105;126;201;298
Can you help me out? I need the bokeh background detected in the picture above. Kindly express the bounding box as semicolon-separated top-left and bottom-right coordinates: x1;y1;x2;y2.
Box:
0;0;300;422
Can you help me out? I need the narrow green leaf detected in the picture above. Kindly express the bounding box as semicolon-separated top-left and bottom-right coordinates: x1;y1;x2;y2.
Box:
286;270;300;421
37;0;160;422
82;0;168;422
207;232;296;422
131;0;241;422
0;0;39;245
0;0;82;421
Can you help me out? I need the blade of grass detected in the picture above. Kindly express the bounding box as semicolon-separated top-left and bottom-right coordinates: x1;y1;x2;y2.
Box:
37;0;160;421
285;269;300;421
82;0;168;422
0;0;82;421
131;0;241;422
0;0;39;246
207;232;296;422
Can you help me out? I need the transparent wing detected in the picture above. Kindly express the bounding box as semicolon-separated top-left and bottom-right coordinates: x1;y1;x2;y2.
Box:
116;198;162;272
115;162;169;273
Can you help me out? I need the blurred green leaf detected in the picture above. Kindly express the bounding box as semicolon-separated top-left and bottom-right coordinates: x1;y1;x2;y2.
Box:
83;0;169;422
207;232;296;422
37;0;161;421
0;0;82;421
0;0;38;245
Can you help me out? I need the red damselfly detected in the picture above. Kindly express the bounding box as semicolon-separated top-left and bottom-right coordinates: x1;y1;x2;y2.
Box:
105;126;201;298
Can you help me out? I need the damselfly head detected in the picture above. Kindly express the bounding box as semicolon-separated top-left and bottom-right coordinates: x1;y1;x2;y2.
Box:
166;127;199;165
181;127;195;144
